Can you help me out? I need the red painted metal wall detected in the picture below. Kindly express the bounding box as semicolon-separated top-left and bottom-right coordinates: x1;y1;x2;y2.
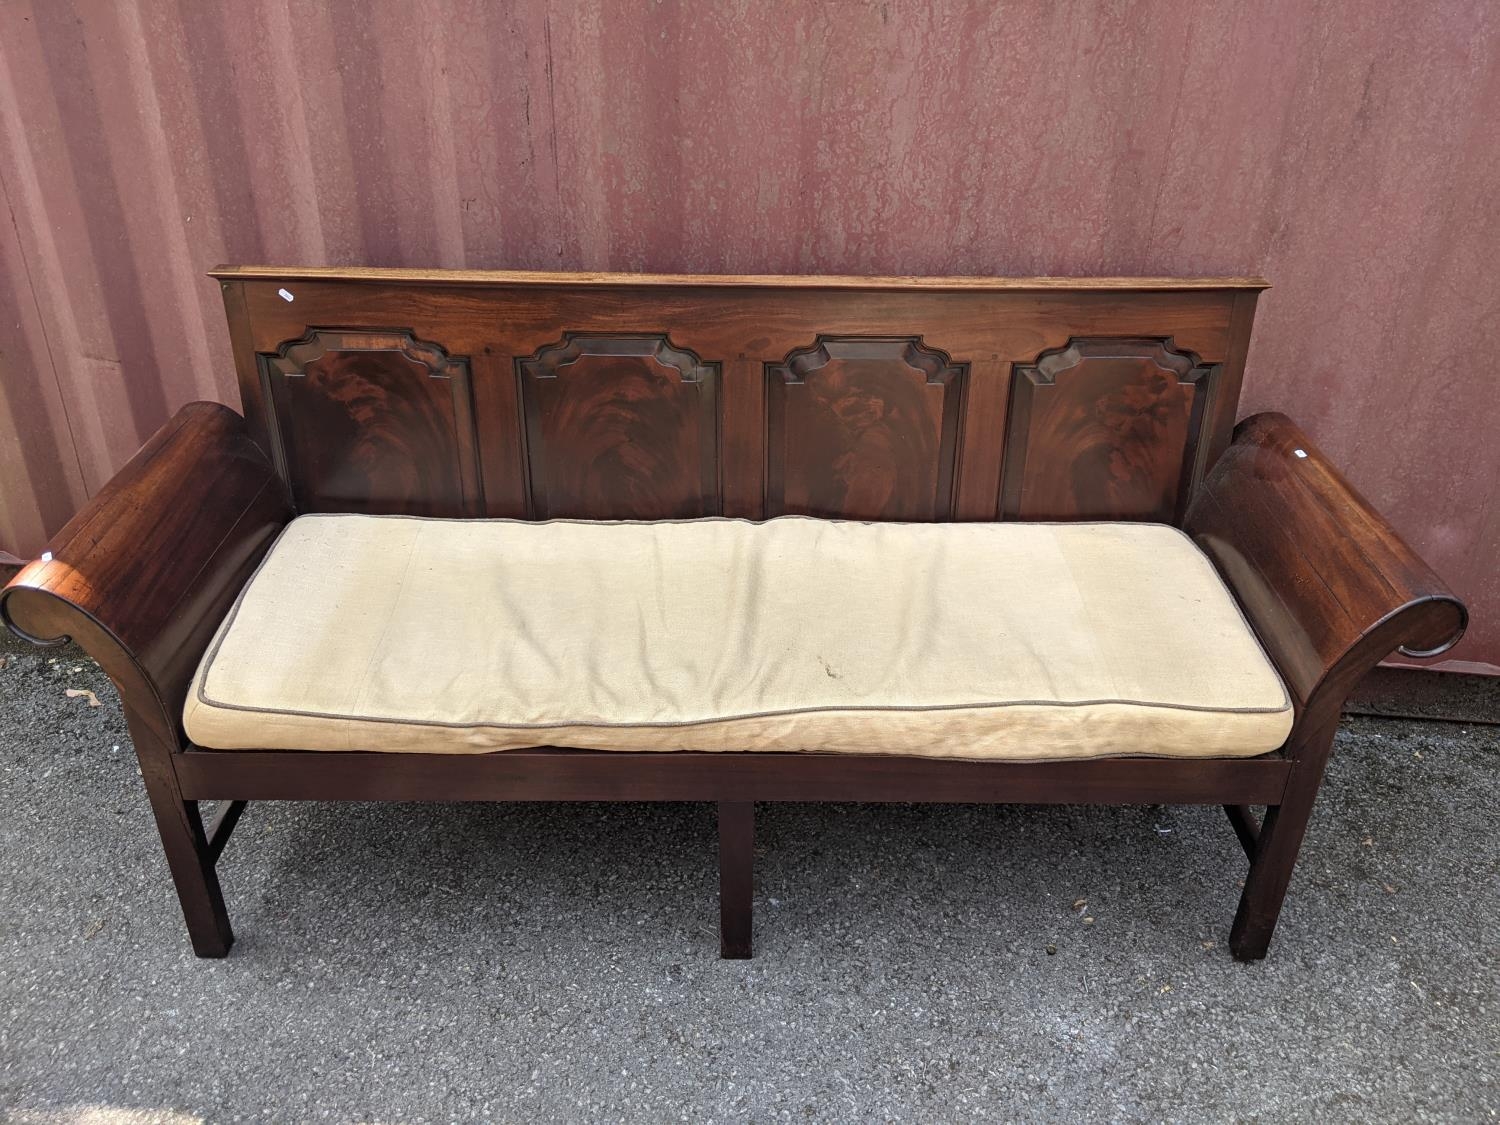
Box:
1;1;1495;671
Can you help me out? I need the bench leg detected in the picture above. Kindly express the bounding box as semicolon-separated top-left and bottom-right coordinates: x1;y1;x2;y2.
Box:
1230;727;1336;962
717;801;754;959
133;732;234;959
148;791;234;958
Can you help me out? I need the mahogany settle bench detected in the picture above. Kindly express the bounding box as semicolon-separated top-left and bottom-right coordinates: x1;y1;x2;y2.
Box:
0;268;1466;961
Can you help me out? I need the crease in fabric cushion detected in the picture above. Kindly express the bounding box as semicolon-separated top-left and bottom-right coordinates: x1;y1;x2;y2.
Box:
183;515;1294;760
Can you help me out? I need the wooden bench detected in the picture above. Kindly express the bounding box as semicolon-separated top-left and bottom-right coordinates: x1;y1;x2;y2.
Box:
0;268;1465;961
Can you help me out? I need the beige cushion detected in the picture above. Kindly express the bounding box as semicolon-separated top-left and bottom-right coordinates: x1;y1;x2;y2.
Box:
184;515;1293;760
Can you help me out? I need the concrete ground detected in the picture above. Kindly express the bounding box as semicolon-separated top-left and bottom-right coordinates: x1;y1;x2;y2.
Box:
1;630;1495;1124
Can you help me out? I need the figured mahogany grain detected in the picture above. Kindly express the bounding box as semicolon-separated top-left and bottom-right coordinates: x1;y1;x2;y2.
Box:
1000;338;1213;522
766;337;965;520
262;329;482;517
517;334;720;519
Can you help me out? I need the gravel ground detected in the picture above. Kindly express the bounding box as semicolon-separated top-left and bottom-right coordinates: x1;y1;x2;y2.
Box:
1;630;1496;1123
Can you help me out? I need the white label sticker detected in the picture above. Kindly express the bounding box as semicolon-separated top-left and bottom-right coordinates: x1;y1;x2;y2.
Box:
1293;449;1308;459
277;288;295;302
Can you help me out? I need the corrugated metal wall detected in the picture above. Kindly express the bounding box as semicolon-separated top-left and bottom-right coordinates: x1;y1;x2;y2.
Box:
1;0;1496;671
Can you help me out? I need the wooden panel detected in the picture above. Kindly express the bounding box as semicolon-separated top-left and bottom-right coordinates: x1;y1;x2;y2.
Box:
999;337;1215;523
260;329;482;517
766;336;965;520
517;334;720;519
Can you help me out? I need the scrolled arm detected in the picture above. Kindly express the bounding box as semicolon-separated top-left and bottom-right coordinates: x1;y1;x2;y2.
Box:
1185;412;1466;739
1;402;292;748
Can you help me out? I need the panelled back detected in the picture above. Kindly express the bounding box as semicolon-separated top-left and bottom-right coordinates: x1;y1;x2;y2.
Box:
217;269;1263;526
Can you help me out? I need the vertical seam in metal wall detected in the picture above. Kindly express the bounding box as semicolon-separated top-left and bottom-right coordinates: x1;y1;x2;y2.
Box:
0;158;89;501
542;10;564;261
1143;5;1199;260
